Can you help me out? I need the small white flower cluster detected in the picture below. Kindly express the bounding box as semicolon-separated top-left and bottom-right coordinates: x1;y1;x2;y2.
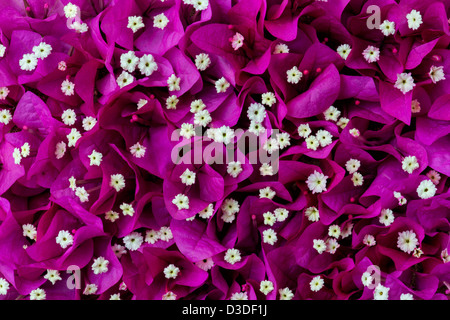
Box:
344;158;364;187
306;170;328;194
191;99;212;127
221;198;240;223
144;226;174;245
183;0;209;11
312;224;342;255
13;142;31;165
393;191;407;206
397;230;420;255
117;51;158;88
297;117;339;152
172;193;190;210
64;3;88;33
19;41;52;72
0;86;10;100
261;208;289;245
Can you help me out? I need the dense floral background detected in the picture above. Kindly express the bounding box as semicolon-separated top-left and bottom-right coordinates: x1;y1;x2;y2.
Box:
0;0;449;300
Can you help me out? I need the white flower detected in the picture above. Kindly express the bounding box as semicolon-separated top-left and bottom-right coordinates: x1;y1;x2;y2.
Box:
166;95;179;110
411;99;421;113
402;155;419;174
105;210;119;222
247;102;266;123
19;53;38;71
363;234;376;247
192;0;209;11
162;291;177;300
110;173;126;192
120;51;139;73
352;172;364;186
0;278;9;295
260;163;274;176
328;225;341;239
190;99;206;113
0;109;12;125
75;186;89;202
159;226;173;242
298;123;311;138
341;223;353;238
323;105;341;121
337;117;349;129
310;276;324;292
316;129;333;147
263;138;279;155
326;238;340;254
428;65;446;84
0;44;5;58
379;208;395;226
88;150;102;166
441;248;450;263
361;271;374;287
69;176;77;191
345;158;360;174
259;186;276;200
82;116;97;131
58;61;67;71
120;202;135;216
163;264;180;279
32;42;52;59
230;32;244;50
30;288;46;300
127;16;145;33
44;270;62;285
313;239;326;254
21;142;30;158
83;284;98;295
198;203;214;219
261;92;276;107
130;142;146;158
224;248;241;264
274;208;289;222
349;128;360;137
263;211;276;226
394;72;415;94
262;228;278;245
110;293;121;300
91;256;109;274
400;293;414;300
167;74;181;91
260;280;274;295
145;229;160;244
172;193;190;210
286;66;302;84
416;179;437;199
55;230;73;249
373;284;389;300
305;206;320;222
279;287;294;300
22;223;37;240
397;230;419;254
248;120;266;136
69;21;88;33
406;9;423;30
195;53;211;71
137;99;148;110
273;43;289;54
379;20;395;36
138;54;158;76
227;161;243;178
180;123;195;139
153;13;169;30
180;168;196;186
215;77;231;94
215;125;235;144
305;135;319;151
306;171;328;194
61;109;76;126
13;147;22;165
394;191;407;206
221;198;240;215
64;2;79;18
123;232;144;251
116;71;134;88
362;45;380;63
277;132;291;149
230;292;248;300
336;44;351;60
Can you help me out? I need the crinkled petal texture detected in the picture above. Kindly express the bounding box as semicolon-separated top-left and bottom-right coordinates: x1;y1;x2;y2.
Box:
0;0;448;301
